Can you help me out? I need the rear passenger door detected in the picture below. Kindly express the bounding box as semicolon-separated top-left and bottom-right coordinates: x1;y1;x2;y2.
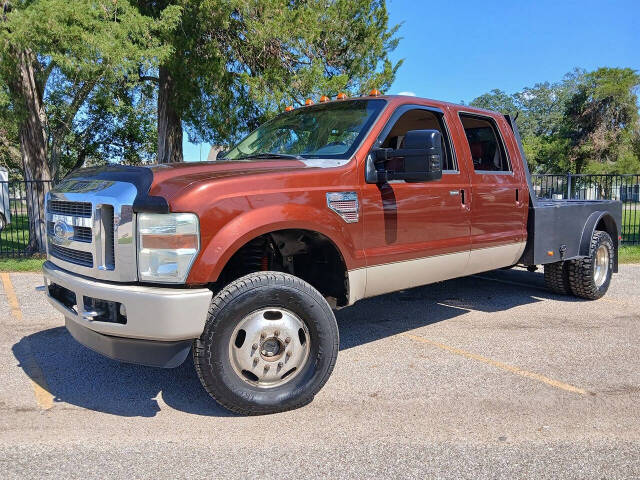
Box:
454;111;527;274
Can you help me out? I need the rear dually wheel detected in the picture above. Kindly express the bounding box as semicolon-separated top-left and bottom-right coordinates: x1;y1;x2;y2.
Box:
567;230;614;300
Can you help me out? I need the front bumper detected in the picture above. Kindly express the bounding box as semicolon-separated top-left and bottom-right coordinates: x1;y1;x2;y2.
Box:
43;261;213;366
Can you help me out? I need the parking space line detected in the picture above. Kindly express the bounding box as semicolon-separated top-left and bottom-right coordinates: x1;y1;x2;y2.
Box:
1;272;24;320
402;333;587;395
1;272;54;410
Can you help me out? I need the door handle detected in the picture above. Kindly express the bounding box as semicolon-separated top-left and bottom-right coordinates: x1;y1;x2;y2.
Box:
460;189;470;211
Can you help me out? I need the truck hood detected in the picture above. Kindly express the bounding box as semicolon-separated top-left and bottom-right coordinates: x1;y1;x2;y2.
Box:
148;158;341;203
61;158;344;213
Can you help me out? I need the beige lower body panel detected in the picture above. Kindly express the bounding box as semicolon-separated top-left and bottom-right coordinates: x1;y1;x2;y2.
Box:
348;242;526;304
464;241;526;276
43;261;213;341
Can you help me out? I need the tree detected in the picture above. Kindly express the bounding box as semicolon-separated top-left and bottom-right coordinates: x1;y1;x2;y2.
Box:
136;0;401;163
561;67;640;174
470;89;517;115
58;80;159;174
470;67;640;174
0;0;179;251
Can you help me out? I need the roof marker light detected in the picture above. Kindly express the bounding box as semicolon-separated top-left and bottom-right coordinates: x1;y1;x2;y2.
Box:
369;89;381;96
336;92;347;100
319;95;330;103
285;106;294;111
305;98;314;105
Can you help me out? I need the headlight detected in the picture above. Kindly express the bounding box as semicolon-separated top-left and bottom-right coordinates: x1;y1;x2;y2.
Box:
137;213;200;283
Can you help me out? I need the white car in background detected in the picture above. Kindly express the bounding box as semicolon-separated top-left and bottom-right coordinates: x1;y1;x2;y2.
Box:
0;168;10;232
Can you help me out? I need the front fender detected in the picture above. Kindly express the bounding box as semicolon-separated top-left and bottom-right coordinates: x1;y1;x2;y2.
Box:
187;203;361;284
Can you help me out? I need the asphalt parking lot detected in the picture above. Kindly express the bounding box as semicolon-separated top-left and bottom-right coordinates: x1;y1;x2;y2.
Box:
1;265;639;479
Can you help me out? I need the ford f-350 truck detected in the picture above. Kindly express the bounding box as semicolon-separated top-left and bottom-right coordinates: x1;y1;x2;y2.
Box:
43;94;622;415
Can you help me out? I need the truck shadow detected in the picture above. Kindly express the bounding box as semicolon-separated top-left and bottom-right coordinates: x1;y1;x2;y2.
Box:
12;268;576;418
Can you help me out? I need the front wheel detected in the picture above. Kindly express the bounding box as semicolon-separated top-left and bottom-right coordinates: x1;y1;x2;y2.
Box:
193;271;339;415
567;230;614;300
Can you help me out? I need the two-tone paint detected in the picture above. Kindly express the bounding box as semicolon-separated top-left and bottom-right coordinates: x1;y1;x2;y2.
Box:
146;96;529;303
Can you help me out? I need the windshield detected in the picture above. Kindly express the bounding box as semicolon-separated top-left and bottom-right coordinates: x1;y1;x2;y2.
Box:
223;99;386;161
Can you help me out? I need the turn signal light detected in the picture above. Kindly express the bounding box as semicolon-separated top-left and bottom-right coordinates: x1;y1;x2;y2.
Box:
319;95;330;103
285;105;294;111
547;250;554;256
369;89;381;96
336;92;347;100
142;234;199;250
305;98;314;105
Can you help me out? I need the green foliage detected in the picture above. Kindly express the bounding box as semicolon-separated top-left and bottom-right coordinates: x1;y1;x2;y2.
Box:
0;84;20;171
470;67;640;174
562;68;640;173
0;0;180;176
138;0;401;146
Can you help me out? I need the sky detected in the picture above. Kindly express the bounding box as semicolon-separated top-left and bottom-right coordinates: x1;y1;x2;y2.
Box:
183;0;640;161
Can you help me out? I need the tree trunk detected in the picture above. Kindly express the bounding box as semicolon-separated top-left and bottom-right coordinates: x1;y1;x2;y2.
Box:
14;49;51;253
157;65;183;164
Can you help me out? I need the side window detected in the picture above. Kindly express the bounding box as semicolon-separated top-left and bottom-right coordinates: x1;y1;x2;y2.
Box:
381;109;457;171
459;114;511;172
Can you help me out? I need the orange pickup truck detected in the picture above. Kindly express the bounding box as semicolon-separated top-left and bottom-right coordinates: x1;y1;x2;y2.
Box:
43;94;621;414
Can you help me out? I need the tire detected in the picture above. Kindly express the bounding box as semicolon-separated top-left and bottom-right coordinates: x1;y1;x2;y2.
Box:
544;261;571;295
567;230;614;300
193;271;339;415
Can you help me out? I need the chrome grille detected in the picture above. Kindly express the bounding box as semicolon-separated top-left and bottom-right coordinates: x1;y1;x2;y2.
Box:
49;244;93;267
74;226;93;243
47;222;92;243
45;179;138;282
48;200;92;218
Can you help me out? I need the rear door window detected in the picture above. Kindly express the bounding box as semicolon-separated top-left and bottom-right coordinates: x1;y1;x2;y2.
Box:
459;114;511;172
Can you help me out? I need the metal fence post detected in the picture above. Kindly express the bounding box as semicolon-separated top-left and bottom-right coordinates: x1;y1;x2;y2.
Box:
567;172;572;199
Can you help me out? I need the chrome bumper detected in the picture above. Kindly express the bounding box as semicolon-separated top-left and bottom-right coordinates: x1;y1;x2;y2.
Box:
43;261;213;342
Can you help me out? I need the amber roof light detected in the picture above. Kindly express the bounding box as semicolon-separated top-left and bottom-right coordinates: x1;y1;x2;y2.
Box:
369;89;381;96
319;95;330;103
305;98;314;105
285;106;294;111
336;92;347;100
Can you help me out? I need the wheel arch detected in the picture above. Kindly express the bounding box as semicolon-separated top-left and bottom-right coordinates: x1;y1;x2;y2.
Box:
579;211;619;272
187;204;359;300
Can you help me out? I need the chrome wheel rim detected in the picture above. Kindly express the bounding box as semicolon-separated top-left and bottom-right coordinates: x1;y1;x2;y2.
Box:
228;308;310;388
593;245;609;288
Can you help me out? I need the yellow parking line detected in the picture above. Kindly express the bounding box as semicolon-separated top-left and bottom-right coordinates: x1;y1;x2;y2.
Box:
1;272;23;320
1;272;54;410
402;333;587;395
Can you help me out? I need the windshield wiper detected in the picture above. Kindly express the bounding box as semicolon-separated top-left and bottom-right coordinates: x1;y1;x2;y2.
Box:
234;152;304;160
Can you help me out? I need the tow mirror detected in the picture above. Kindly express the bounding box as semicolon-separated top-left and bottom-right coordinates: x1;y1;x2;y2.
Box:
367;129;443;183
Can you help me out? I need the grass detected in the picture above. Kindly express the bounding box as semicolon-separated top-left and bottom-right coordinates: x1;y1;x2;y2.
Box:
619;245;640;264
0;257;45;272
0;214;31;253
